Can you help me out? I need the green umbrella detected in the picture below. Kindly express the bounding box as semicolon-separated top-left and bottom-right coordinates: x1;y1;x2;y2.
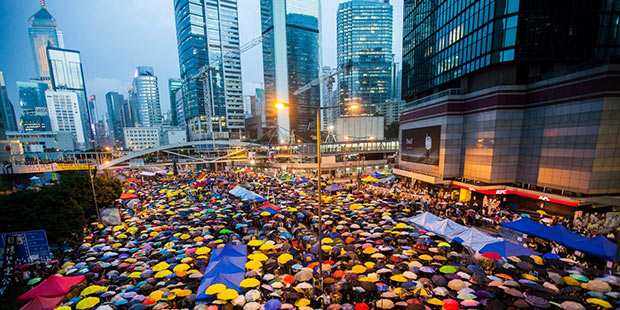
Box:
521;213;530;218
570;274;589;282
439;266;457;274
219;229;231;234
27;278;41;285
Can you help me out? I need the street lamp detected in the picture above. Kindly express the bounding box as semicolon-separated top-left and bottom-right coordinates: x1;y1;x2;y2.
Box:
275;101;359;292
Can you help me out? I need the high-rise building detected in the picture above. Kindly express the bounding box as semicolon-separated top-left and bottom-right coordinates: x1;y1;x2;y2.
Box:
132;66;162;127
87;95;98;141
45;90;87;149
17;80;50;132
172;0;244;140
105;91;125;147
337;0;393;115
390;62;401;100
261;0;321;141
397;0;620;204
168;78;183;126
47;47;93;148
0;71;18;136
28;3;64;87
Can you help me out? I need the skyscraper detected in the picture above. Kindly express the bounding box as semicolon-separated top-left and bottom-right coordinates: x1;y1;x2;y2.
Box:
17;80;50;132
28;2;64;87
132;66;162;127
105;91;125;147
261;0;320;141
88;95;98;141
45;90;86;149
168;78;183;126
47;47;93;148
0;71;18;135
337;0;393;115
173;0;244;140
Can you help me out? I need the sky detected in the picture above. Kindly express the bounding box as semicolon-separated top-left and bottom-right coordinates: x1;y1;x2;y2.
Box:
0;0;403;122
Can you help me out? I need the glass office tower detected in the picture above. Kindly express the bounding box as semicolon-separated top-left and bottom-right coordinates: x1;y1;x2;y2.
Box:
105;91;125;147
132;66;162;127
261;0;320;141
28;4;64;87
168;78;183;126
337;0;393;115
17;81;50;132
47;47;93;148
0;71;18;135
173;0;244;140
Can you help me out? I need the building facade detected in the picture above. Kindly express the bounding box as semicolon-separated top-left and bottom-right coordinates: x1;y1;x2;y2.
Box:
261;0;321;141
168;78;183;126
132;66;162;127
28;4;64;87
0;71;18;137
105;91;125;147
17;81;50;132
123;127;160;151
46;47;93;148
398;0;620;209
6;131;74;152
173;0;244;140
337;0;393;115
45;90;86;149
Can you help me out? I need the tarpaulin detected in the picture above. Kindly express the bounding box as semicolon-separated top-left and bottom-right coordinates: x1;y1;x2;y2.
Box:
229;186;266;202
324;184;344;192
196;244;247;302
500;218;617;261
18;275;86;301
479;241;540;258
19;295;65;310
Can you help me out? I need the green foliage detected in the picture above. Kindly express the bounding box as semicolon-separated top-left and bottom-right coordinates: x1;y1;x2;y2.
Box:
386;121;400;139
0;171;122;244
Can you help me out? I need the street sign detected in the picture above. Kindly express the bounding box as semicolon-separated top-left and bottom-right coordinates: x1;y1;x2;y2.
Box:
0;230;51;266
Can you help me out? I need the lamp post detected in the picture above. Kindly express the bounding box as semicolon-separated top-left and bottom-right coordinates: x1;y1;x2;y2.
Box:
275;102;359;292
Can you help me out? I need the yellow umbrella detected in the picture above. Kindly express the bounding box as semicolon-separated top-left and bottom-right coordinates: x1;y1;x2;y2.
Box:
76;297;100;309
173;263;190;272
352;265;367;274
259;243;274;250
586;298;612;309
154;270;173;278
522;274;538;281
217;288;239;300
174;289;192;297
295;298;311;307
322;237;334;244
116;234;128;239
129;272;142;278
395;223;408;229
563;276;581;286
390;274;407;282
196;247;211;255
363;247;376;254
419;254;433;261
426;298;443;306
437;242;451;248
240;278;261;288
245;260;263;270
278;253;294;264
260;211;271;216
127;227;138;233
248;253;269;261
80;285;106;296
530;255;543;265
247;240;264;247
205;283;227;295
149;290;164;301
152;261;170;271
54;307;72;310
359;277;377;282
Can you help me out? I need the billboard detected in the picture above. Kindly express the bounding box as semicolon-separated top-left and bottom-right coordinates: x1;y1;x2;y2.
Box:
0;230;51;266
401;125;441;165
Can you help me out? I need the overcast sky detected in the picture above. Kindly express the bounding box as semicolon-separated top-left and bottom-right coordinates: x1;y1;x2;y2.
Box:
0;0;402;120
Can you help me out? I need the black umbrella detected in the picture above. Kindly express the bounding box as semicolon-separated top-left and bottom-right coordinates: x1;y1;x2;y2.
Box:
484;299;507;310
431;275;447;286
525;294;549;308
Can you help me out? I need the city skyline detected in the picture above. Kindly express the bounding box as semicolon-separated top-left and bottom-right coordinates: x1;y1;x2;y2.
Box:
0;0;403;127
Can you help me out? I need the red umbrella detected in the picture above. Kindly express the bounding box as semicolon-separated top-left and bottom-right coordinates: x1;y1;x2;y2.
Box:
443;298;460;310
481;252;502;260
355;303;370;310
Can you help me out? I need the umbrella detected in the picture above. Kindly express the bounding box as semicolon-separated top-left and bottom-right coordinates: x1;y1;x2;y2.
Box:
440;266;457;274
205;283;227;295
265;299;283;310
217;289;239;300
560;301;585;310
376;299;395;309
525;295;549;308
240;278;261;288
76;297;100;309
585;298;612;309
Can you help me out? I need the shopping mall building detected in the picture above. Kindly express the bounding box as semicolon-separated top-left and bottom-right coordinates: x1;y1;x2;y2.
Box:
396;0;620;213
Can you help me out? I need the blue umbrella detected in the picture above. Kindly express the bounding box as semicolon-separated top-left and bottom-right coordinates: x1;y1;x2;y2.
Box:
543;253;560;260
265;299;282;310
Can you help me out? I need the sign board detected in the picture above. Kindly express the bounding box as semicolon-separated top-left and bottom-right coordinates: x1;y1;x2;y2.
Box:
0;230;51;266
100;208;121;226
0;235;17;296
129;159;145;168
55;163;92;171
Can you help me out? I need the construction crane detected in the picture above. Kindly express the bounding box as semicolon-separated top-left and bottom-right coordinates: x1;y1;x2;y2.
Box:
293;63;351;96
187;35;263;137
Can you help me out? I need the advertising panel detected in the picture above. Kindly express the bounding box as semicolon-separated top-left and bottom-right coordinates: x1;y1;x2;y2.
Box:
401;125;441;165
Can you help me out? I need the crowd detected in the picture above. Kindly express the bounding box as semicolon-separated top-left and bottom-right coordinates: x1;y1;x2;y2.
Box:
12;169;619;310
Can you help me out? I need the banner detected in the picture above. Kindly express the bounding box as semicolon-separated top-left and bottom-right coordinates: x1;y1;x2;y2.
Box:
401;125;441;165
55;163;92;171
0;235;17;296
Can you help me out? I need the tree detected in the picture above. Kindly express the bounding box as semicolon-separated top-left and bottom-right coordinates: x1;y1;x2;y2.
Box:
57;171;122;221
386;121;400;139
